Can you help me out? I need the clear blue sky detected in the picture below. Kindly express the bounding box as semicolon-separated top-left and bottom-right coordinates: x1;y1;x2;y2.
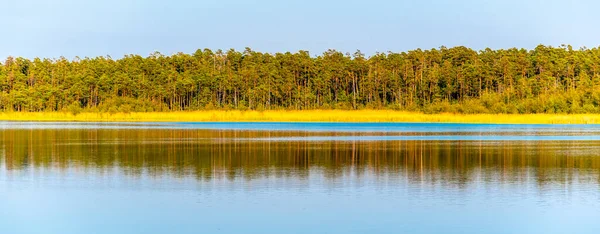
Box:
1;0;599;59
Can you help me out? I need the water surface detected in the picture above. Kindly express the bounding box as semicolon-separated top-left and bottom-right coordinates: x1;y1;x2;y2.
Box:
1;122;600;234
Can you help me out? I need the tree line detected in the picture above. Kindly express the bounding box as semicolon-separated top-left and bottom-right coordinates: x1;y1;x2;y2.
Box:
1;45;600;114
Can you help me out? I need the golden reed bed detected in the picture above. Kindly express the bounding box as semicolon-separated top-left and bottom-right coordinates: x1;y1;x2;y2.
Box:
1;110;600;124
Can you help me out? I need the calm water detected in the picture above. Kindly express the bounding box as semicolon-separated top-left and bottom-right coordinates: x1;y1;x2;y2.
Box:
1;122;600;234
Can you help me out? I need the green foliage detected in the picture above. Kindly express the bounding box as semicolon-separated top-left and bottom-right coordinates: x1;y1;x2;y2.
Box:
67;101;82;115
119;104;132;114
1;45;600;114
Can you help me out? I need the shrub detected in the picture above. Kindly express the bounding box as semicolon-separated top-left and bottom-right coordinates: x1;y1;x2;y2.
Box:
583;104;597;113
119;104;132;114
67;101;82;116
108;106;118;115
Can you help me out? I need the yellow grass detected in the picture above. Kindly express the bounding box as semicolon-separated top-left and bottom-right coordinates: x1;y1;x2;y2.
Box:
1;110;600;124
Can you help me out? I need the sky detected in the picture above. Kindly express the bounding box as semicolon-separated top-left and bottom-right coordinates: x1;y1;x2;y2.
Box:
1;0;599;59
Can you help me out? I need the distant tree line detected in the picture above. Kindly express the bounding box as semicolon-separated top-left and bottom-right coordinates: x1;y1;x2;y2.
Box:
1;45;600;114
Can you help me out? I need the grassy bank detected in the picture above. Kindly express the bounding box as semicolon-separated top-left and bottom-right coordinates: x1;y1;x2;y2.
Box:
1;110;600;124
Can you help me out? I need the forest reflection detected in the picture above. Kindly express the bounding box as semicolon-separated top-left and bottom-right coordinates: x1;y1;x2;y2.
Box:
2;129;600;187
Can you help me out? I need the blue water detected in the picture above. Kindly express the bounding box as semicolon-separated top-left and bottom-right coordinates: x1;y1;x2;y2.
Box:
4;121;600;132
1;122;600;234
4;121;600;140
172;122;600;132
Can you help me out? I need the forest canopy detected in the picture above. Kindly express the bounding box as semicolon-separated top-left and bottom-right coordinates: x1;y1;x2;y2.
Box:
1;45;600;114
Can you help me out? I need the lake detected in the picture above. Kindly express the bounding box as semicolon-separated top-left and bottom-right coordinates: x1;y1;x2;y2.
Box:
1;122;600;234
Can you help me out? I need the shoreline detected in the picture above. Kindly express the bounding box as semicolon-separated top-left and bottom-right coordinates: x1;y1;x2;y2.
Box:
1;110;600;124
